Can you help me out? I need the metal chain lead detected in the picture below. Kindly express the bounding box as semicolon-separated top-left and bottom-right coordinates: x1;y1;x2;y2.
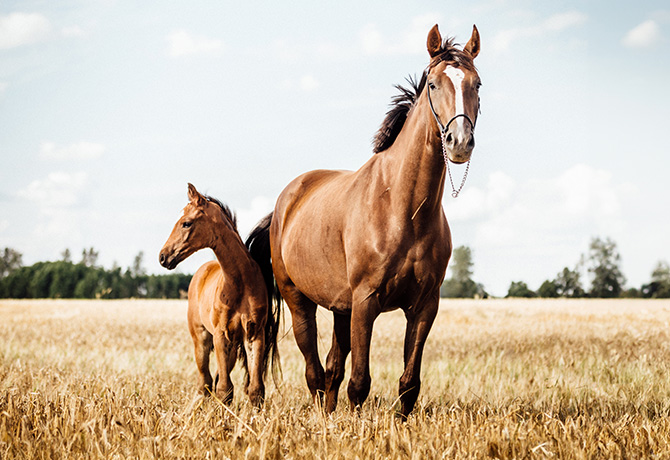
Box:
442;130;470;198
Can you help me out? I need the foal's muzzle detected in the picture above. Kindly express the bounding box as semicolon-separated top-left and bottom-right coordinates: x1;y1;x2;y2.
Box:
159;251;178;270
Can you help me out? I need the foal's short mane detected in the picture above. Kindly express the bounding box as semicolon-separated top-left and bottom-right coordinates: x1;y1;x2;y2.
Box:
372;38;476;154
204;195;238;231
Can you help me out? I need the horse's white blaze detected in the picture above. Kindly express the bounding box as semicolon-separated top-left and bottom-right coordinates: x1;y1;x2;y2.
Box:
444;65;466;133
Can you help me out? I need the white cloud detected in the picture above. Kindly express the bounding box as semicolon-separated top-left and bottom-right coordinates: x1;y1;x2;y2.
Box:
299;74;320;92
279;74;321;93
61;26;87;38
360;23;383;55
359;13;442;56
166;30;223;58
447;164;635;295
622;20;662;48
493;10;587;52
40;141;105;160
0;12;51;50
16;172;88;208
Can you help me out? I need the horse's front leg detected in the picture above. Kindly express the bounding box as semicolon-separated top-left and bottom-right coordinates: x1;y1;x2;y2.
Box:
347;294;381;410
325;312;351;413
398;293;439;418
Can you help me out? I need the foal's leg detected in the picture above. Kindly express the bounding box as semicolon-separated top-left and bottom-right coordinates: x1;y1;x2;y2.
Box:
325;312;351;413
190;323;214;395
347;295;381;410
398;294;439;418
212;329;235;404
243;313;266;407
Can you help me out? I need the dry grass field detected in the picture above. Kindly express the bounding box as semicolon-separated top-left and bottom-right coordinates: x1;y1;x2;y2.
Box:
2;298;670;459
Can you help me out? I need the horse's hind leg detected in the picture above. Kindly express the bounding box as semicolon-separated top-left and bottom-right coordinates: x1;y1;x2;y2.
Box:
398;294;439;418
243;316;266;407
284;287;325;404
325;312;351;413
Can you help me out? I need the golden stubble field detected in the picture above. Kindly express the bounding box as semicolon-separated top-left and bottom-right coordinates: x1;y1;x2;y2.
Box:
2;298;670;459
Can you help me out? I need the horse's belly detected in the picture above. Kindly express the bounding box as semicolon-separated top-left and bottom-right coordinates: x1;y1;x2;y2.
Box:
281;221;352;310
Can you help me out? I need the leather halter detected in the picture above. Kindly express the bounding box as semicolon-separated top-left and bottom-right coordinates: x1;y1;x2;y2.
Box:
426;81;475;137
426;81;476;198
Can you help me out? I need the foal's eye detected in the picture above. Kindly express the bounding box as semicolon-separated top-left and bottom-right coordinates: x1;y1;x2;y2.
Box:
182;221;192;229
428;82;436;90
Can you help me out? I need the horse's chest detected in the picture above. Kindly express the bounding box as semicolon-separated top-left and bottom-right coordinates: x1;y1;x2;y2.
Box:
351;230;447;307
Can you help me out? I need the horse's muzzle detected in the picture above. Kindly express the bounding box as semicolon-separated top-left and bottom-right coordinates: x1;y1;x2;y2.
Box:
159;251;178;270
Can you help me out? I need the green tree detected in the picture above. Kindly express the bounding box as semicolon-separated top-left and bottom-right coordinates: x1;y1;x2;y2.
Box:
537;279;559;298
440;246;486;298
0;247;23;278
642;260;670;298
506;281;536;298
587;237;626;298
80;247;99;267
554;266;585;298
61;249;72;262
0;265;34;298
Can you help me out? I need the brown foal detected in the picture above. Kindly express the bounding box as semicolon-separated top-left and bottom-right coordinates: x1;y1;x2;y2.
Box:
159;183;280;406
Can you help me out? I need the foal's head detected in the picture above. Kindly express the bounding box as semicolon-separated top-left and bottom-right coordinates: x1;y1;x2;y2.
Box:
159;183;238;270
425;24;481;164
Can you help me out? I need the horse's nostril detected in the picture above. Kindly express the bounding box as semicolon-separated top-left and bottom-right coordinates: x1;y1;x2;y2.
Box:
159;253;165;265
445;133;453;144
468;136;475;148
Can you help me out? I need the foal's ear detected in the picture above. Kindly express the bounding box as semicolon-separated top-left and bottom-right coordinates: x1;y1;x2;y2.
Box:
427;24;442;58
464;24;480;59
187;183;206;206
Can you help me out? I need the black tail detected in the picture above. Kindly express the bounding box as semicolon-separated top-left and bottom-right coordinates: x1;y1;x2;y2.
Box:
245;212;282;384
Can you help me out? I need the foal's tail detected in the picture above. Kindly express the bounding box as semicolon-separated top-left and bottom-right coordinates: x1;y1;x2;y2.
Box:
245;212;283;384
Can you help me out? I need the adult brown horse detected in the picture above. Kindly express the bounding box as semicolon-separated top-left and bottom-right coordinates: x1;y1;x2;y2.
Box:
159;183;281;407
249;24;481;417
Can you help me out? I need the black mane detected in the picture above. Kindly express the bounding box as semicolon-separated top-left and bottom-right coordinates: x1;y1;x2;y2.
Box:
372;38;476;154
204;195;238;231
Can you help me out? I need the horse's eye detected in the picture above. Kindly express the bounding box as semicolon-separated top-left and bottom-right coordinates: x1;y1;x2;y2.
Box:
428;82;436;90
182;221;192;229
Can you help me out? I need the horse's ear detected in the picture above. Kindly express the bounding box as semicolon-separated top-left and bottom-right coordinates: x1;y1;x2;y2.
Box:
464;24;480;59
187;183;206;206
427;24;442;58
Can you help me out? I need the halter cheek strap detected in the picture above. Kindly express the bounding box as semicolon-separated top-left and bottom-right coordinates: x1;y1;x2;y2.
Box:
426;83;475;198
426;82;475;138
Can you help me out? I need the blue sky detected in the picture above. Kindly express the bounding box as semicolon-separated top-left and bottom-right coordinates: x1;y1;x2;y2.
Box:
1;0;668;296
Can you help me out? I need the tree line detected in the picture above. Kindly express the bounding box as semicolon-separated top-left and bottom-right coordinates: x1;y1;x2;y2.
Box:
441;237;670;299
3;236;670;300
0;248;190;299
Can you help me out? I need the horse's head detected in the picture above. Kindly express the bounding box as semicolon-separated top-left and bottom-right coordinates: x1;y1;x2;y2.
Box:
159;183;231;270
425;24;481;164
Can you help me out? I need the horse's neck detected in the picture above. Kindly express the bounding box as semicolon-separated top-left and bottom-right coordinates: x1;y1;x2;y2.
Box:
210;224;250;283
380;97;446;217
